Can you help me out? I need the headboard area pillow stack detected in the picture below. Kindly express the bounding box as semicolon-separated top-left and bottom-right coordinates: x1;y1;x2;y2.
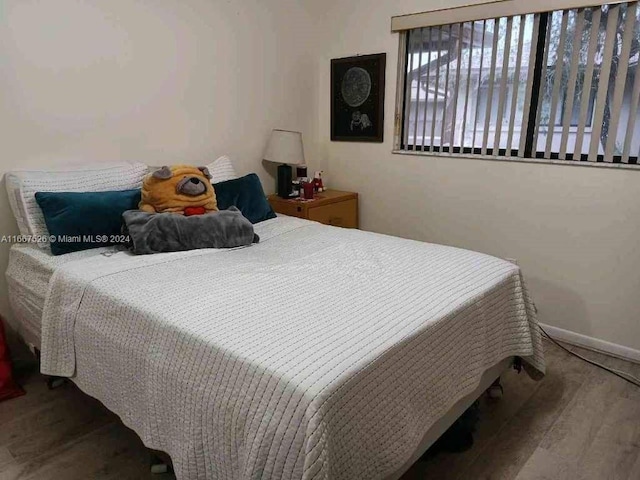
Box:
5;155;273;256
6;162;148;249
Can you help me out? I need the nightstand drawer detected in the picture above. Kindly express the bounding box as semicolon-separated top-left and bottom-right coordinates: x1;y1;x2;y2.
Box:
270;201;305;218
308;199;358;228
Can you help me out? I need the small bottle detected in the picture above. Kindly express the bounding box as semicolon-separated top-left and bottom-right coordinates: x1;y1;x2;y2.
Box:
314;171;324;193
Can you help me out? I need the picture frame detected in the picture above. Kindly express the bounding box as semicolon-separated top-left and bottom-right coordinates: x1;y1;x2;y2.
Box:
331;53;386;142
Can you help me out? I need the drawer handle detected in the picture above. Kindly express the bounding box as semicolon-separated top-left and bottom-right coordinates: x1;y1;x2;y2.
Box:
329;217;343;225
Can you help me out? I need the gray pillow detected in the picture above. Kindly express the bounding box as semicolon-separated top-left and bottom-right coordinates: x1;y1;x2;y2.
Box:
122;207;258;255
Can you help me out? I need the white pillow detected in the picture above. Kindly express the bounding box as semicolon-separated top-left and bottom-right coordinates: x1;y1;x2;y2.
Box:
207;155;238;184
6;162;148;248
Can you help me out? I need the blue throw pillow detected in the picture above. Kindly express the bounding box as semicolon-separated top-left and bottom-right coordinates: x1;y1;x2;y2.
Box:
213;174;276;224
35;189;141;255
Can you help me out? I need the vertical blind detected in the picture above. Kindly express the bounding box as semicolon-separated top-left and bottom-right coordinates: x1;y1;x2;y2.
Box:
400;1;640;164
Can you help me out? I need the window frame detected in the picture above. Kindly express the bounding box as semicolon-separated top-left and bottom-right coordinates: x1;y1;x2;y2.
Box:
392;2;640;169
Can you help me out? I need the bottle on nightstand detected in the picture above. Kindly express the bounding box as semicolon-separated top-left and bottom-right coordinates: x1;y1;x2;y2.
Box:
314;171;324;193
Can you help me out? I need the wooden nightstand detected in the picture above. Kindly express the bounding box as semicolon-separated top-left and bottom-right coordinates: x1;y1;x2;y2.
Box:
268;190;359;229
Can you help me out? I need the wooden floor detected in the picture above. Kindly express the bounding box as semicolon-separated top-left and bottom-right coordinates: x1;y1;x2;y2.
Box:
1;339;639;480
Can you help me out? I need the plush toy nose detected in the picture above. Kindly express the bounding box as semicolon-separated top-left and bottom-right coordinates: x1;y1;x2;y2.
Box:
176;176;207;196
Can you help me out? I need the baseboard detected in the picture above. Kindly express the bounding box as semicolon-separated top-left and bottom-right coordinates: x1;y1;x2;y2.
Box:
540;323;640;364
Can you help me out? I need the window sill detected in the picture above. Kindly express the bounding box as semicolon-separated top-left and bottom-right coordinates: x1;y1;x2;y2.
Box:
391;149;640;171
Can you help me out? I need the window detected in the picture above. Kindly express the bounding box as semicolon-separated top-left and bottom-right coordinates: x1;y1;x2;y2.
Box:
396;1;640;165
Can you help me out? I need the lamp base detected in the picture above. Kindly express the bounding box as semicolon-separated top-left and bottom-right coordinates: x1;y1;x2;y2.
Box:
277;164;293;198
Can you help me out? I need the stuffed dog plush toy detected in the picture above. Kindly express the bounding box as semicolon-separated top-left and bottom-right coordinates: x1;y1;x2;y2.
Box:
139;165;217;215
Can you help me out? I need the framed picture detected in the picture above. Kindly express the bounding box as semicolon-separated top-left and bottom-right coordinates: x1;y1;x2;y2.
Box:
331;53;386;142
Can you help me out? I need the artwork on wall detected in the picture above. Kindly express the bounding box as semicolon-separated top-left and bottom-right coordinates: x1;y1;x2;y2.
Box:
331;53;386;142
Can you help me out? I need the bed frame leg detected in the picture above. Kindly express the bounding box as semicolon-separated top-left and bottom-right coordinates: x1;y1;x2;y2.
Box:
46;376;67;390
149;450;173;475
513;356;523;373
486;377;503;399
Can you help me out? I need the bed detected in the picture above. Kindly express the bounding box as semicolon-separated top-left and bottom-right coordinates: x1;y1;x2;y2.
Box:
6;213;545;480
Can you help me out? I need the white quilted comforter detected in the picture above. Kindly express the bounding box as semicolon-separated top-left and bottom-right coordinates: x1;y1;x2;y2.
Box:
40;216;545;480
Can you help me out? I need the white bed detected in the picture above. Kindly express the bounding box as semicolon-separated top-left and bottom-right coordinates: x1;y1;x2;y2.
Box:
8;215;545;480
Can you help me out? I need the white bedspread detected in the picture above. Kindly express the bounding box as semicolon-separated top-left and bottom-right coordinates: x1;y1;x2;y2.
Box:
6;244;112;346
40;216;544;480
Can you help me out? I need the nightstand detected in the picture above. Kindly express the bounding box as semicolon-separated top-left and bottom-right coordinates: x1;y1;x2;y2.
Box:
267;190;359;228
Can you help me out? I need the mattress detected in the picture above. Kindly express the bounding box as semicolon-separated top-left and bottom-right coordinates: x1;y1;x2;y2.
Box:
38;215;545;480
5;244;114;347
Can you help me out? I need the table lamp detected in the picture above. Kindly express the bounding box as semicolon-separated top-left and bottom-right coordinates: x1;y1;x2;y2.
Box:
263;129;305;198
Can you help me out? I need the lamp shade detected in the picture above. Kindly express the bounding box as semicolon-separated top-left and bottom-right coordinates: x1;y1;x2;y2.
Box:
263;129;305;166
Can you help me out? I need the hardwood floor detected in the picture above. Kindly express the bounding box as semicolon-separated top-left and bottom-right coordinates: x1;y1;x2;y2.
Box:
1;339;638;480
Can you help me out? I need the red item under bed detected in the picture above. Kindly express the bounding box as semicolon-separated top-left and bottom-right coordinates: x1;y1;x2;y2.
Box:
0;317;25;402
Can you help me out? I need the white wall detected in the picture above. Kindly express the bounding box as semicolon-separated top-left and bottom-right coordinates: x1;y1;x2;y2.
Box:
0;0;319;333
312;0;640;352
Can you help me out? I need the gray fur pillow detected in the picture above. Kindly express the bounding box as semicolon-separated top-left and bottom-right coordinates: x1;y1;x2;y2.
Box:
122;207;258;255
